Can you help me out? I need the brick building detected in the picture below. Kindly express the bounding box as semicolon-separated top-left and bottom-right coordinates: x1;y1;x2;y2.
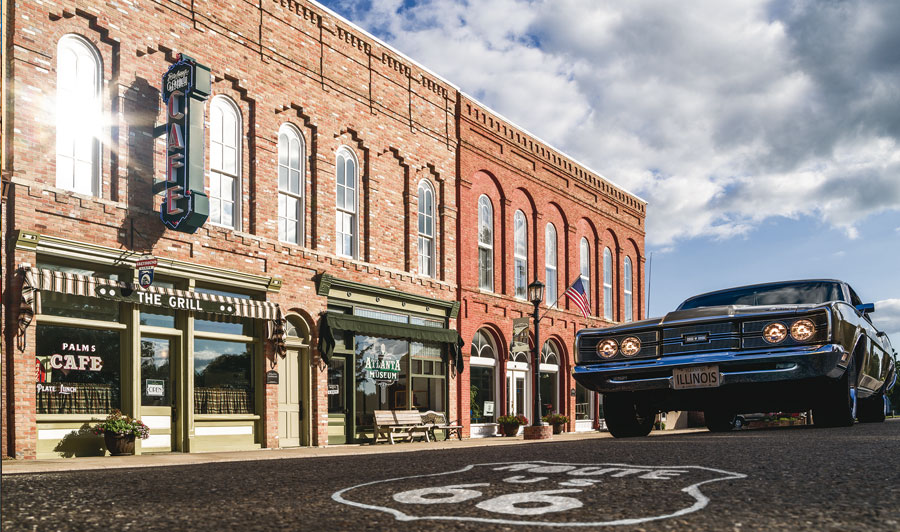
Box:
1;0;644;459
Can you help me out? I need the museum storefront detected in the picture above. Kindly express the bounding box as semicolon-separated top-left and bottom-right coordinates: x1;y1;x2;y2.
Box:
315;275;462;444
17;234;284;458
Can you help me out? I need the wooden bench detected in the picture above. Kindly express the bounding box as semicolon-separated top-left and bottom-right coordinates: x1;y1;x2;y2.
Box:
373;410;431;444
421;410;463;441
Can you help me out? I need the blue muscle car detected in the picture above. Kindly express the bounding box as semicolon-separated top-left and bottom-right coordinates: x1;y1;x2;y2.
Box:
574;280;897;438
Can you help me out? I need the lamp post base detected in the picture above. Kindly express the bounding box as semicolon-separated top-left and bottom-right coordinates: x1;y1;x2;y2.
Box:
523;425;553;440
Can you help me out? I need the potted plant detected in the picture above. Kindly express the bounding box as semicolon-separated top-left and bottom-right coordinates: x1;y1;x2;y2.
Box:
542;413;570;434
92;410;150;456
497;414;528;437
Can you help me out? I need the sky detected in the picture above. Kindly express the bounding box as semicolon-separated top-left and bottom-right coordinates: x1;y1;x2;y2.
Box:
315;0;900;344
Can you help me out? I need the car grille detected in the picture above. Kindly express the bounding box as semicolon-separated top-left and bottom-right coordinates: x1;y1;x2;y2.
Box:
662;322;740;355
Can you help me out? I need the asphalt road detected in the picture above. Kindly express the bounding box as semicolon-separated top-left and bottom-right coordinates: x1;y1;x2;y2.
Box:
3;421;899;531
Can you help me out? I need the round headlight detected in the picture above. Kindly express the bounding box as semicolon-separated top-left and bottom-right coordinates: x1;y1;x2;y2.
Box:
597;339;619;358
621;337;642;357
763;322;788;344
790;319;816;341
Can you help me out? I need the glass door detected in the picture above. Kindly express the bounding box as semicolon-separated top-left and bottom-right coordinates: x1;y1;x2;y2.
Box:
140;336;176;452
327;356;348;444
507;370;529;418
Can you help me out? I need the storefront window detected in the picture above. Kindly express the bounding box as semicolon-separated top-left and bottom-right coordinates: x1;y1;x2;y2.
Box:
36;325;121;414
194;314;254;336
41;292;119;322
411;342;444;412
193;339;253;414
141;338;172;407
575;382;592;420
354;336;408;430
140;308;176;328
470;366;495;423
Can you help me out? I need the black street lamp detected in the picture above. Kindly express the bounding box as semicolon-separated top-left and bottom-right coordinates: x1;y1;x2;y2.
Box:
527;280;545;428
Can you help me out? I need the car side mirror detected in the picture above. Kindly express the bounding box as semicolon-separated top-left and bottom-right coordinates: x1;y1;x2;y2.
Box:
856;303;875;315
877;331;887;338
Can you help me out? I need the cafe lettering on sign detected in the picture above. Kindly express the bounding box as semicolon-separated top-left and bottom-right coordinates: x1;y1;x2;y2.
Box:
158;54;211;233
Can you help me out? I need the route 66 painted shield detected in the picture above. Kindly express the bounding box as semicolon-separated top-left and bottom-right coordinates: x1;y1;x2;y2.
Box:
333;461;745;527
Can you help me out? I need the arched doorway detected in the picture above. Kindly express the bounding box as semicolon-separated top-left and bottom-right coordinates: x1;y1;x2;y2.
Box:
470;329;500;438
540;340;561;418
278;314;312;447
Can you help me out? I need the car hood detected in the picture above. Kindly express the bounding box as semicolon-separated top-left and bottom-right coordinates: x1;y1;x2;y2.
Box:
581;303;828;335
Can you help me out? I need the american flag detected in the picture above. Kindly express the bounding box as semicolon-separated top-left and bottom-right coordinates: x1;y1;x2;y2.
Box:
565;278;590;318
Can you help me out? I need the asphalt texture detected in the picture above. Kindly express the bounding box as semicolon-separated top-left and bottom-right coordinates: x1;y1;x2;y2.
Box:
3;421;899;531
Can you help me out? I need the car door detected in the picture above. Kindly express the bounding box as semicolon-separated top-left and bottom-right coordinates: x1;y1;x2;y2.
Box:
848;287;887;394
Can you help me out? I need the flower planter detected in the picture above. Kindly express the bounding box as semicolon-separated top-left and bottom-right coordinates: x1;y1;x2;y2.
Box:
551;422;565;435
104;431;136;456
501;424;520;437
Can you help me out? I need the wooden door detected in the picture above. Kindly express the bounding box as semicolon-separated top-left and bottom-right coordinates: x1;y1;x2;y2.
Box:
278;347;301;447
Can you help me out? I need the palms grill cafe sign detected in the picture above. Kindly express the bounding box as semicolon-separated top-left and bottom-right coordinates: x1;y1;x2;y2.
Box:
159;54;211;233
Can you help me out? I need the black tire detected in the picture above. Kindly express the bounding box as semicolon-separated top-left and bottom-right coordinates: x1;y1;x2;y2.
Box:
704;409;737;432
814;359;856;428
857;387;886;423
603;393;654;438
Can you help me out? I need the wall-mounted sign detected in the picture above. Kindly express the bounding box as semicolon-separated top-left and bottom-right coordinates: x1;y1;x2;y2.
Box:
93;285;237;315
327;384;340;395
511;317;531;353
266;370;280;385
158;54;211;233
146;379;165;397
136;256;158;289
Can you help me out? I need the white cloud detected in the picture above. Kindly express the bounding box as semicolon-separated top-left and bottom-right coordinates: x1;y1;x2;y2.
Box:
873;299;900;349
321;0;900;246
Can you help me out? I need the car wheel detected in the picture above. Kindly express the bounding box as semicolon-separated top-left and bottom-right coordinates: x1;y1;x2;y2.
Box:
704;409;737;432
814;359;856;428
603;393;654;438
857;386;886;423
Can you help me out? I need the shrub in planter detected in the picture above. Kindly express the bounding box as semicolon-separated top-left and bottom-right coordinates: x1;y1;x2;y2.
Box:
542;414;570;434
92;410;150;456
497;415;528;436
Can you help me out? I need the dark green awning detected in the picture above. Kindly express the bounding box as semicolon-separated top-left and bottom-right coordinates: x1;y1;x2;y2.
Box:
317;312;464;373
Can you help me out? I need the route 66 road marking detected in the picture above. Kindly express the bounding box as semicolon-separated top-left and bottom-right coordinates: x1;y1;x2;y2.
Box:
332;461;746;527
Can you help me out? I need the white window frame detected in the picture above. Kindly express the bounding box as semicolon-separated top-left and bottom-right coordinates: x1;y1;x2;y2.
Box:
513;210;527;299
545;223;558;307
603;247;614;320
56;35;102;196
417;180;436;277
277;123;305;245
335;146;359;258
209;96;242;229
624;256;634;323
540;340;561;414
478;195;494;292
580;237;591;315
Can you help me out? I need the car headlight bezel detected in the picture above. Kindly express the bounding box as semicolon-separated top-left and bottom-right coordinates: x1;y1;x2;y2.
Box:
763;322;788;344
597;339;619;358
620;337;642;357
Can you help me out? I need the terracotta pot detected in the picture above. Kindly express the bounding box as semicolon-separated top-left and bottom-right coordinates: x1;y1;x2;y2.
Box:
552;422;565;435
501;424;520;437
104;431;136;456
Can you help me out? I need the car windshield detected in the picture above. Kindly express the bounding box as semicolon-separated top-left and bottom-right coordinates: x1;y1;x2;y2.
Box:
678;281;844;310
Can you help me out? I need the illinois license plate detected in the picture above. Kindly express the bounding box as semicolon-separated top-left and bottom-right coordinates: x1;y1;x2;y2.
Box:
672;365;720;390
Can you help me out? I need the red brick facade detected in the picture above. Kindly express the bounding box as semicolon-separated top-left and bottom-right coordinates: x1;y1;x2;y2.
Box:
1;0;644;459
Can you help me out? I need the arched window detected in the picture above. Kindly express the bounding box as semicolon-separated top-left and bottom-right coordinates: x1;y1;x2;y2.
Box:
624;256;634;323
278;124;304;244
417;180;436;277
478;196;494;291
335;147;358;258
603;247;613;320
209;96;242;229
56;35;101;196
540;340;561;416
513;210;527;299
545;223;558;307
470;330;497;424
580;237;591;315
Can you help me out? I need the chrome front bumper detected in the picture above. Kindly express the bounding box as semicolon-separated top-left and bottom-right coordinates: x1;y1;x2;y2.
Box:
573;344;849;393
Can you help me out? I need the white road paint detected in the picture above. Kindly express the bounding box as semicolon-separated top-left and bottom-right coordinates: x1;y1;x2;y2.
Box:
332;461;747;527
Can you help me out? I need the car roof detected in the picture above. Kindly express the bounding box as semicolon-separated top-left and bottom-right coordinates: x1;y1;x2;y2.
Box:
680;279;846;305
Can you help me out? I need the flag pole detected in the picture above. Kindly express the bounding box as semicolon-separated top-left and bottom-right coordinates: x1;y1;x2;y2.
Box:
538;280;580;323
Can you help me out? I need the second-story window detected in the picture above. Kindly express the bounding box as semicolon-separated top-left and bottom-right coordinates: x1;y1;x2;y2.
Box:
418;180;436;277
545;223;558;306
478;195;494;291
335;147;358;258
603;247;614;320
56;35;101;196
514;210;527;299
580;237;591;314
209;96;241;229
278;124;304;244
624;256;634;323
